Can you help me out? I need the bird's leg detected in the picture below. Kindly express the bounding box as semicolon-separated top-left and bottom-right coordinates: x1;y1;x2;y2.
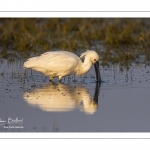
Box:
49;77;53;81
58;76;62;83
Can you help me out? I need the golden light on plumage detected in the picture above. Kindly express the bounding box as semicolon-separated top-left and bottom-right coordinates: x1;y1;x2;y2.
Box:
23;50;101;82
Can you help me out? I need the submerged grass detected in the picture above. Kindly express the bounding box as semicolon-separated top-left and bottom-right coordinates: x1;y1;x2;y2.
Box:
0;18;150;68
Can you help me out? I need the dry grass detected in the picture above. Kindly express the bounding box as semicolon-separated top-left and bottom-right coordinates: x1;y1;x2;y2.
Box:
0;18;150;67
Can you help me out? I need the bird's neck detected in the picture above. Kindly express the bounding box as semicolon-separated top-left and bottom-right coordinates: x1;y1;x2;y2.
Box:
80;57;92;75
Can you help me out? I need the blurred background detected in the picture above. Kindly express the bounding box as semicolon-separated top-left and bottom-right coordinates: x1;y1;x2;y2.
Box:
0;18;150;68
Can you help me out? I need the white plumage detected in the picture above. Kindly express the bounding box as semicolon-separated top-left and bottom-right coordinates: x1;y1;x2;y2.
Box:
23;82;98;114
23;50;101;82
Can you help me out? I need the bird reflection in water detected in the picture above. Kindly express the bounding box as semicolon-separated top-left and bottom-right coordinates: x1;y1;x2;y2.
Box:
23;82;100;115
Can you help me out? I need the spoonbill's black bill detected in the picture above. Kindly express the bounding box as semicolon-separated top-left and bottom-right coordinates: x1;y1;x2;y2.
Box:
94;61;101;82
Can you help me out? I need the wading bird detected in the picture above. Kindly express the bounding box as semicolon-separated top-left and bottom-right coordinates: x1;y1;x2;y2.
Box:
23;82;100;114
23;50;101;82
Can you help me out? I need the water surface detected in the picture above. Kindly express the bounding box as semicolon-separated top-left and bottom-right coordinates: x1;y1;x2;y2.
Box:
0;59;150;132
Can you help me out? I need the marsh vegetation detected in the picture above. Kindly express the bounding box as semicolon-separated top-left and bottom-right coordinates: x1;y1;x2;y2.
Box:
0;18;150;69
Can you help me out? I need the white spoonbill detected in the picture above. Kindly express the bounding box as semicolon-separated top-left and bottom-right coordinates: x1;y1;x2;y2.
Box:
23;50;101;82
23;82;100;114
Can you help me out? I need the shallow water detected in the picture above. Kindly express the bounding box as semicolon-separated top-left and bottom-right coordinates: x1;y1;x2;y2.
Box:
0;59;150;132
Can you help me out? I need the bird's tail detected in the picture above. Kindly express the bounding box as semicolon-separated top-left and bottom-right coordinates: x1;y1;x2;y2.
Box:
23;57;38;69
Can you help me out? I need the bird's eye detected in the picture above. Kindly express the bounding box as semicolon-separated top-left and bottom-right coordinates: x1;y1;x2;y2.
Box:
94;59;96;61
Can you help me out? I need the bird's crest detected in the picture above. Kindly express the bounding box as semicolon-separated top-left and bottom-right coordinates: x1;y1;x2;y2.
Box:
80;50;90;59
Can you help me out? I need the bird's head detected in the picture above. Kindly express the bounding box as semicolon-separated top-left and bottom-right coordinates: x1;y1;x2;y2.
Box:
80;50;101;82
